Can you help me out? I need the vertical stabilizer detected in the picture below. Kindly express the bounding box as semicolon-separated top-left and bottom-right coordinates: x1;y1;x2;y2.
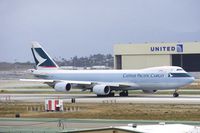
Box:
31;42;59;69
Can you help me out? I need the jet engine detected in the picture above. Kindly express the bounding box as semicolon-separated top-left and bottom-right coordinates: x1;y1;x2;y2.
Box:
142;90;157;94
54;82;71;92
93;85;110;95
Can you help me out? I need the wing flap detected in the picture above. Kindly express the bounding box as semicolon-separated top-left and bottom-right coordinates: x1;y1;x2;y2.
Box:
20;79;54;82
60;80;92;85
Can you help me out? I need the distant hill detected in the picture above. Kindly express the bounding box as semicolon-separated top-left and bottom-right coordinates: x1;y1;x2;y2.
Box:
0;62;34;71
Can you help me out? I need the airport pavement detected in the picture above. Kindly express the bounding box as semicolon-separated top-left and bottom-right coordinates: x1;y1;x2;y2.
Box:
1;79;200;104
0;79;48;89
1;93;200;104
0;118;200;133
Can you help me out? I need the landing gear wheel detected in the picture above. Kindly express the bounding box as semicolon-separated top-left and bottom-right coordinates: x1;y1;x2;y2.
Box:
108;92;115;97
173;92;179;97
119;90;128;97
97;92;115;97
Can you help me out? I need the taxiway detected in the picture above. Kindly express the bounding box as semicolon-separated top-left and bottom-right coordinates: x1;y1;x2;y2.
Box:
1;93;200;104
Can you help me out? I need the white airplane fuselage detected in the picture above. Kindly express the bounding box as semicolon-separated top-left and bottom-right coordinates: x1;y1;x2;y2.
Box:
32;66;194;90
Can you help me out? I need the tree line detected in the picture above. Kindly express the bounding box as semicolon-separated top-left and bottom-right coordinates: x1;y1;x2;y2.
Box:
0;54;114;70
55;54;114;67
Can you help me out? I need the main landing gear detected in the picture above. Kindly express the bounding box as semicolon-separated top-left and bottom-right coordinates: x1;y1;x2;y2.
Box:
97;91;129;97
108;92;115;97
173;89;179;97
97;92;115;97
119;90;128;97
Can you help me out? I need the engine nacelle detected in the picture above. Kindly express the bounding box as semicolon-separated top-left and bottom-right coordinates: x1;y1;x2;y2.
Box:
142;90;157;94
54;82;71;92
93;85;110;95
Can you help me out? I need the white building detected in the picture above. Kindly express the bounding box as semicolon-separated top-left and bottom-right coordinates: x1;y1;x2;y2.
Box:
114;42;200;72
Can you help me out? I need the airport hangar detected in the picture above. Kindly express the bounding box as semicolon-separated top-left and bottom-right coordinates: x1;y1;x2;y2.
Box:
114;42;200;72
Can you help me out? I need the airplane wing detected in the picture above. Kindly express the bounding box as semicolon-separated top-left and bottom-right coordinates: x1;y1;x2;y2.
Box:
20;79;54;83
20;79;92;85
96;82;139;87
20;79;138;88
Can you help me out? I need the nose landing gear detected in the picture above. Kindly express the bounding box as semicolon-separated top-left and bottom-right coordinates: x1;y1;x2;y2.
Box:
173;89;179;97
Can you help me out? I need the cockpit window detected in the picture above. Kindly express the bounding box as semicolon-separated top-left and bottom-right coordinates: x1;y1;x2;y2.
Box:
169;73;191;77
176;69;183;71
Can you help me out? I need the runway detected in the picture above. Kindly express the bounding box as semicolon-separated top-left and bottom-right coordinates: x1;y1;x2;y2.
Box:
1;93;200;104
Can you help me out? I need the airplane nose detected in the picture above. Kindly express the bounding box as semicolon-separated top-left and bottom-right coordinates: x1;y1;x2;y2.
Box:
189;77;195;83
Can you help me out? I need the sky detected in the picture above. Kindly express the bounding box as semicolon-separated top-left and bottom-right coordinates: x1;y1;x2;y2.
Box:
0;0;200;62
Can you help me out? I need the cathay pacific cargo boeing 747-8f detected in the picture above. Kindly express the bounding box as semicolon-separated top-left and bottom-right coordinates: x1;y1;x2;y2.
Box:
21;42;195;97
